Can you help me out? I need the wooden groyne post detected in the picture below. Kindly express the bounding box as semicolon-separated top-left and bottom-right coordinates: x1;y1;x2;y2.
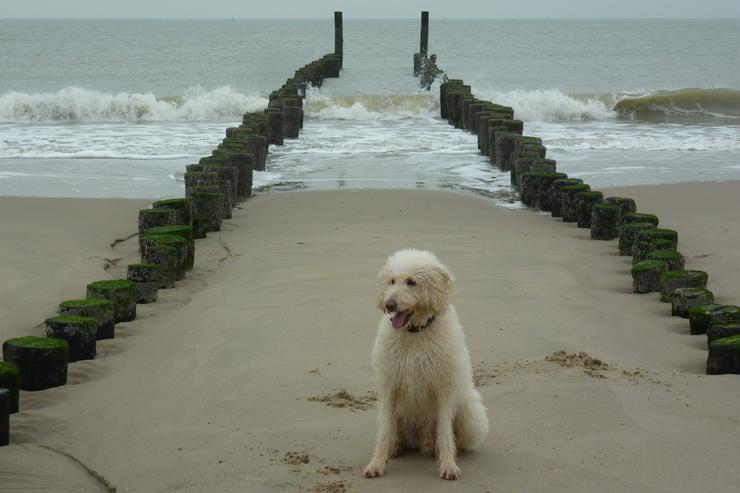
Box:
420;11;429;56
334;11;343;68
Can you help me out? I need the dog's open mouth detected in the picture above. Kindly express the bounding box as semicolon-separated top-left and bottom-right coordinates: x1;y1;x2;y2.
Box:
390;311;413;330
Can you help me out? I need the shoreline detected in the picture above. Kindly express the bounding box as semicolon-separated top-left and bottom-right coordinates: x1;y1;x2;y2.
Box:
1;183;739;491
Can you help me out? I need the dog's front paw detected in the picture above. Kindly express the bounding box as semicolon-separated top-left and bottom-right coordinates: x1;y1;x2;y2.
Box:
440;463;460;480
364;462;385;478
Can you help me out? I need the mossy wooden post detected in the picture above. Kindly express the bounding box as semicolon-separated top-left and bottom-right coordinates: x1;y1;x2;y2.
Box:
141;234;187;281
86;280;138;322
225;152;253;197
0;362;20;414
138;208;177;250
190;190;224;232
265;108;284;145
575;191;604;228
59;299;115;340
619;222;656;256
690;304;740;335
282;104;302;139
2;337;68;391
560;184;591;223
549;178;583;217
185;171;220;198
192;216;208;239
142;244;177;289
153;198;193;226
648;250;685;271
631;260;667;293
45;315;97;362
604;197;637;220
202;165;235;219
0;388;9;446
521;172;566;210
334;11;343;68
707;336;740;375
659;270;708;302
671;288;714;318
623;212;659;226
633;229;679;264
244;134;267;171
591;204;622;240
144;225;194;270
707;324;740;345
127;264;160;303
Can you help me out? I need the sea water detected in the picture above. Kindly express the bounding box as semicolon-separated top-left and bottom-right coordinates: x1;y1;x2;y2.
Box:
1;19;739;200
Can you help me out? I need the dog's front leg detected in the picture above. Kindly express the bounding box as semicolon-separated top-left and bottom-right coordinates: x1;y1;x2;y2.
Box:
436;403;460;480
364;398;397;478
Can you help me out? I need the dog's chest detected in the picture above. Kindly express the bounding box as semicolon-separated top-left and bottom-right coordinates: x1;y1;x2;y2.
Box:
378;337;454;402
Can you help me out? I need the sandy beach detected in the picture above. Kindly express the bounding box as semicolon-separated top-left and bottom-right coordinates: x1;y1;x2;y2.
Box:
1;183;740;492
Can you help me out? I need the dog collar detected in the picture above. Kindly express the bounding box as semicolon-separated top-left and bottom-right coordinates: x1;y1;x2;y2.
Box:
407;316;435;333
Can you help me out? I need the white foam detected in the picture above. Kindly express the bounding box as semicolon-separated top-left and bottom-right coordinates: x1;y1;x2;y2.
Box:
303;88;439;121
472;88;616;122
0;86;268;122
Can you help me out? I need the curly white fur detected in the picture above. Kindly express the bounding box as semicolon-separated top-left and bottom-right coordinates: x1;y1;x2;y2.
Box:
364;249;489;481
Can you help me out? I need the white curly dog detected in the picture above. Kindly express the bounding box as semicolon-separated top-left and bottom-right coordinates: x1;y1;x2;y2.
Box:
364;249;489;481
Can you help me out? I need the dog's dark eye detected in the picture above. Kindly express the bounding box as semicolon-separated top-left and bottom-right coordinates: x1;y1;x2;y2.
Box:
390;278;395;285
406;278;417;286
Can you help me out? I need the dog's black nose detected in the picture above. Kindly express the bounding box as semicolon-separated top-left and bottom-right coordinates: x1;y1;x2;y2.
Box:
385;299;397;312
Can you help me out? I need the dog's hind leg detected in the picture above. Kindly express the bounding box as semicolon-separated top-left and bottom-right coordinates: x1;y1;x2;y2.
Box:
455;390;489;451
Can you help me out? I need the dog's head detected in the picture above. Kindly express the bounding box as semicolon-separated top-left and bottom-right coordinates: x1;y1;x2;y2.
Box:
376;249;454;330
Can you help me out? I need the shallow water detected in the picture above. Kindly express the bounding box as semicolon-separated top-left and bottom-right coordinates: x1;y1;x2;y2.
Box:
1;19;739;199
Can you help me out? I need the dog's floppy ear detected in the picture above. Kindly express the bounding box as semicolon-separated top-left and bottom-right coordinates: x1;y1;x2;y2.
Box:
424;265;454;316
376;265;391;312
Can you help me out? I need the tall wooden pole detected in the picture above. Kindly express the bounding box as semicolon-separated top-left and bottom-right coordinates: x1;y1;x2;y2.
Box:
420;11;429;56
334;11;343;68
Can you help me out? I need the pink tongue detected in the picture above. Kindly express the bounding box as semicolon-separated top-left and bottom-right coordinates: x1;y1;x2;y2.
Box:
391;312;407;330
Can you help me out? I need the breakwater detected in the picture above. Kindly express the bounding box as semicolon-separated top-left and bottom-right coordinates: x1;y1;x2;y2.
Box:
0;14;345;446
436;74;740;374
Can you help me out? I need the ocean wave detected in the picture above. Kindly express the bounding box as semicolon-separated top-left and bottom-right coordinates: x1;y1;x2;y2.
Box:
614;88;740;122
303;89;439;120
0;86;268;122
472;88;617;122
2;150;195;160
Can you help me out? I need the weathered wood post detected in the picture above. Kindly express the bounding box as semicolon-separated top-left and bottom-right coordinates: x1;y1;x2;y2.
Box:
334;11;343;68
420;11;429;56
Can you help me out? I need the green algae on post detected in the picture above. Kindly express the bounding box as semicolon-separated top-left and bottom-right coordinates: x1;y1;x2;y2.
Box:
670;288;714;318
590;204;622;240
0;362;21;413
631;260;667;293
127;263;161;304
2;336;69;391
58;298;115;340
45;315;97;362
623;212;659;226
575;191;604;229
648;250;685;271
659;270;708;303
707;335;740;375
144;225;195;270
86;280;138;322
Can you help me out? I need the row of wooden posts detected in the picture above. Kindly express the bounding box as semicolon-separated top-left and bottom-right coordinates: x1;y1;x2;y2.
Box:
0;16;346;446
439;78;740;374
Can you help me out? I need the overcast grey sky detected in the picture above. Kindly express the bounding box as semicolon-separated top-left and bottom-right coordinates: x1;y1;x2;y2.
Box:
3;0;739;19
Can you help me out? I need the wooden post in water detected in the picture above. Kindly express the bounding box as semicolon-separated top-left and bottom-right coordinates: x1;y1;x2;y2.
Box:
420;11;429;56
334;11;343;68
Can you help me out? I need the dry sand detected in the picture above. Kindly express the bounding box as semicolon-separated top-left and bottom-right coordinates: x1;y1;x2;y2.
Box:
1;183;739;492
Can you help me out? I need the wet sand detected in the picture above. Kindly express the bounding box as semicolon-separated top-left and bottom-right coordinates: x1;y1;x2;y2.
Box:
1;183;739;492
